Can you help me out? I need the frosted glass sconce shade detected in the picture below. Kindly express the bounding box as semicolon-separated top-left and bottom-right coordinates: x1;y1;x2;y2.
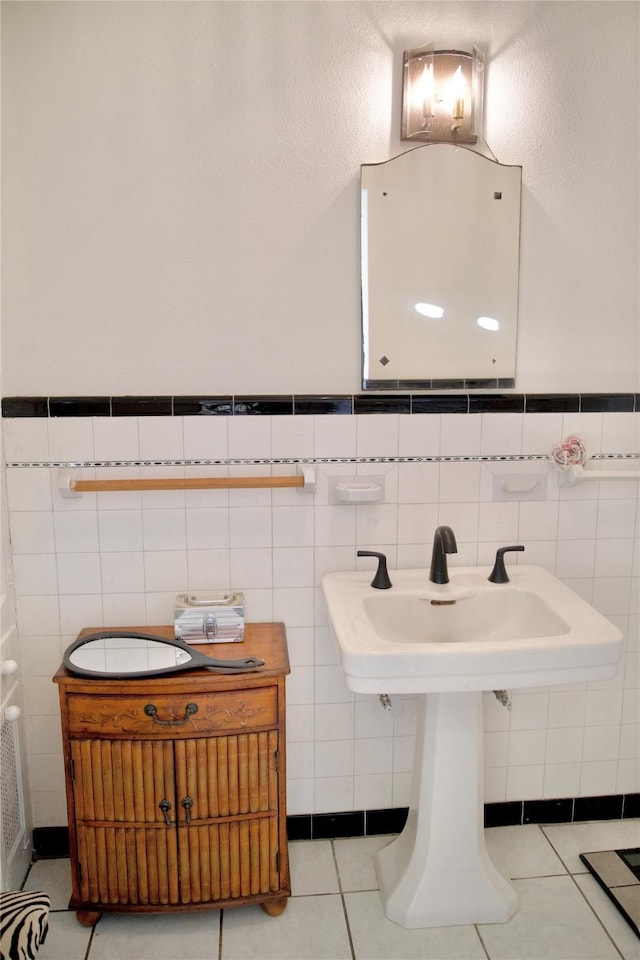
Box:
401;43;484;144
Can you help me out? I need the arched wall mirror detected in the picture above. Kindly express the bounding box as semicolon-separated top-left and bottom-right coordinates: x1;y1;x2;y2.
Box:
362;144;522;389
63;631;264;679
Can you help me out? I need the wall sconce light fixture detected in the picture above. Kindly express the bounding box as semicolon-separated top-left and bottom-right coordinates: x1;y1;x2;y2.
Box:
401;43;484;144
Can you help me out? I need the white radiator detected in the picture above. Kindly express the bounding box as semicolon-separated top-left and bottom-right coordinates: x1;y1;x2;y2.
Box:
0;707;25;868
0;621;31;890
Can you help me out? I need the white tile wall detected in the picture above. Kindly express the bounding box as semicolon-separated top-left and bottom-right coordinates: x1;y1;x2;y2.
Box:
2;411;639;826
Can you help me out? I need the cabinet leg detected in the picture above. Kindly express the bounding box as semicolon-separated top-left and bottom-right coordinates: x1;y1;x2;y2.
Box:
76;910;102;927
262;897;288;917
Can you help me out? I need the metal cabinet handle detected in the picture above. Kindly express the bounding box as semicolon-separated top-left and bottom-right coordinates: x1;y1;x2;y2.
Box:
158;799;172;826
144;703;199;726
181;796;195;825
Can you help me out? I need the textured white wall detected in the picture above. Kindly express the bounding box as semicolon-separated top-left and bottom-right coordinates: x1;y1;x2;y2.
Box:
2;1;638;395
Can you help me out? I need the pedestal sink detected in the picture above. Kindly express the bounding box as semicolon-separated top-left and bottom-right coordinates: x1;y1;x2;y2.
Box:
322;565;622;928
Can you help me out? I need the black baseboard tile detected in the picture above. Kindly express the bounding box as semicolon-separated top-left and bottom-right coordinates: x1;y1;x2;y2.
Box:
523;798;574;824
573;795;624;822
484;801;523;827
622;793;640;818
311;811;365;840
286;814;312;841
32;826;70;859
34;793;638;858
365;807;409;836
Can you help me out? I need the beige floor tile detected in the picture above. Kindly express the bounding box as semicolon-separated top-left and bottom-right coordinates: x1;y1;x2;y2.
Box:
333;835;392;892
22;858;72;911
221;895;351;960
541;819;640;873
477;875;621;959
344;890;486;960
37;910;92;960
485;823;567;879
89;909;220;960
289;840;340;895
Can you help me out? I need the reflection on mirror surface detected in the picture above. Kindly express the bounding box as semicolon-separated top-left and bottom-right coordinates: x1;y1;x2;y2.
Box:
68;636;191;674
415;302;444;318
362;143;522;389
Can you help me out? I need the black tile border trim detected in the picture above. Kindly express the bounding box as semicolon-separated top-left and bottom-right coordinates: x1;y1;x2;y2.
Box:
33;794;639;856
290;793;640;839
2;393;639;418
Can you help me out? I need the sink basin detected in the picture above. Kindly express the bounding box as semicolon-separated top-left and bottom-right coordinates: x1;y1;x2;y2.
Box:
322;565;622;693
364;588;568;644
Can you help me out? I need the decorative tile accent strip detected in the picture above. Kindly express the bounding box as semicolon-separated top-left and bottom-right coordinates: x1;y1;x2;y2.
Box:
3;393;638;417
6;453;638;470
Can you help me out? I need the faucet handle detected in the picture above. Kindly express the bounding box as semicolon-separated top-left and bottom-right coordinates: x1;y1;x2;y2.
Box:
488;545;525;584
357;550;392;590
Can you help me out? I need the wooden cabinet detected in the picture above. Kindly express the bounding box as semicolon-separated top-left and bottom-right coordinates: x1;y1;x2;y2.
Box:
53;623;290;926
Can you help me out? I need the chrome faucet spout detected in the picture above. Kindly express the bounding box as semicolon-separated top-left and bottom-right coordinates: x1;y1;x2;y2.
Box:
429;525;458;584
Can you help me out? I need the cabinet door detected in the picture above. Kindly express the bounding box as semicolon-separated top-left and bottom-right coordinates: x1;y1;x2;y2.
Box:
70;739;179;906
173;731;281;904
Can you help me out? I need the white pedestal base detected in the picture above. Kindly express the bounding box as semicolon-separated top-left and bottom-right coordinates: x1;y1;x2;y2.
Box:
376;691;517;928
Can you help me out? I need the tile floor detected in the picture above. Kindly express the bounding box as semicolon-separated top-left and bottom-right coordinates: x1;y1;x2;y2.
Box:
23;819;639;960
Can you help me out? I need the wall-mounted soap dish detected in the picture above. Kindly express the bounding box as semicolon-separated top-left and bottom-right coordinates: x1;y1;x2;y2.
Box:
329;475;385;505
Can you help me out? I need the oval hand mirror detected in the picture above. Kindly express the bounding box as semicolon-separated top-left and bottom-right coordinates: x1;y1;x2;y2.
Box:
63;630;265;679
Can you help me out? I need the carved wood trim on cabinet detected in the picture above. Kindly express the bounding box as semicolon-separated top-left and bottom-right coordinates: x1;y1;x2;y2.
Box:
54;623;290;924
